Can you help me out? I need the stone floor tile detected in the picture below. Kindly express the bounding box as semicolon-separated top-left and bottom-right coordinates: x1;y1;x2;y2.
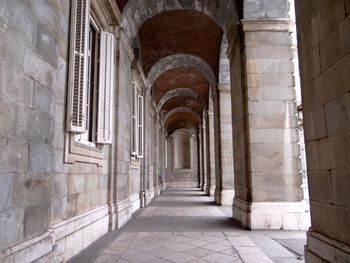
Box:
162;252;197;263
240;255;274;263
228;236;256;247
184;247;217;258
71;189;306;263
183;239;211;248
93;255;119;263
121;251;158;263
235;246;264;255
147;247;178;258
202;243;231;252
167;243;196;252
202;252;241;263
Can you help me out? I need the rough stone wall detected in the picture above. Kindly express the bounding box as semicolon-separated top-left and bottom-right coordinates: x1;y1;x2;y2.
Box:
0;1;111;261
296;0;350;261
0;1;159;261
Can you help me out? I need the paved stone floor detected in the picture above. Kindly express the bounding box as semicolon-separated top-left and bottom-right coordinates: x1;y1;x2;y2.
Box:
69;189;307;263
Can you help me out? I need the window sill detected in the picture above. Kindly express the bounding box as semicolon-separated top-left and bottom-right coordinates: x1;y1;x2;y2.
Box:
64;132;103;166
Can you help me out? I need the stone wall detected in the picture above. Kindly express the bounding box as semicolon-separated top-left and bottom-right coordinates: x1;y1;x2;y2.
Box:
295;0;350;261
0;1;158;261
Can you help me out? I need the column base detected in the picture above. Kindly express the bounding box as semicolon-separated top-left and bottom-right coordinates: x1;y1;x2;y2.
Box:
305;229;350;262
201;182;207;192
154;185;161;197
215;189;235;205
232;197;310;230
206;185;215;196
145;187;155;206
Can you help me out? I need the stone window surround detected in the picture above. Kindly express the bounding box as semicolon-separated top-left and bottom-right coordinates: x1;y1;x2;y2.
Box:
64;0;117;167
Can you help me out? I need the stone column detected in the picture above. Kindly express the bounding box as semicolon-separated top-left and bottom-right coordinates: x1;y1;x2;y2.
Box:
206;98;216;196
154;114;161;196
199;125;207;191
295;0;350;260
231;19;309;230
214;84;235;205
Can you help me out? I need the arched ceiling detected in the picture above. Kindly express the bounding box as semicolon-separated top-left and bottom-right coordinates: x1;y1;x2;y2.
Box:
152;68;209;104
161;96;203;116
138;10;222;75
164;112;200;134
117;3;231;133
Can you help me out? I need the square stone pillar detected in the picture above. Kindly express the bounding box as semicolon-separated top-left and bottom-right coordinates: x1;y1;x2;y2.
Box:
295;0;350;260
206;106;216;196
214;84;235;205
230;20;309;230
199;126;207;191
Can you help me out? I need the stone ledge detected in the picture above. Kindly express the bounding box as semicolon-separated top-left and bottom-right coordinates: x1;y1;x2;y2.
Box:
233;198;311;230
306;229;350;262
0;206;109;263
242;19;292;32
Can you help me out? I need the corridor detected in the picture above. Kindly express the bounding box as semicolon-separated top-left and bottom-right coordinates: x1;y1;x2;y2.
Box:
70;189;306;263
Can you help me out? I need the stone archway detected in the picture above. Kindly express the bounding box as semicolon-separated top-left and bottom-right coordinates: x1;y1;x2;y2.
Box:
163;107;202;125
147;54;217;88
121;0;241;44
157;88;202;113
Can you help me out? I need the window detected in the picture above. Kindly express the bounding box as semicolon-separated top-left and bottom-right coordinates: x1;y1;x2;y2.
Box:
66;0;114;146
131;81;144;159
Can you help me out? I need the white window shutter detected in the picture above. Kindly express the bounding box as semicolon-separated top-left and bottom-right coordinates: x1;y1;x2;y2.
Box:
137;95;144;158
66;0;90;133
131;81;138;155
97;31;115;144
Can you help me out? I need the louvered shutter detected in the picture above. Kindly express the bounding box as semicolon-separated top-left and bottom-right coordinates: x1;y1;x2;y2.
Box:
97;31;115;144
66;0;90;132
137;95;144;158
131;81;138;155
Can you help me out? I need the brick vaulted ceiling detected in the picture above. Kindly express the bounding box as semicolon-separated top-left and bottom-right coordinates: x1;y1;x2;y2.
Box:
128;8;223;132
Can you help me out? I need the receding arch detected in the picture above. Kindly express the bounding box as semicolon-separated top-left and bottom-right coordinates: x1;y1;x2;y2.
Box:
147;54;217;88
157;88;202;112
172;129;192;169
163;107;202;125
121;0;240;44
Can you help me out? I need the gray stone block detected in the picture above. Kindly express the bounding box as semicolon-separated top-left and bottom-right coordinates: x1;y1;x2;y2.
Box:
29;142;54;173
7;0;37;45
29;0;60;38
0;26;25;66
245;32;291;47
0;136;29;173
0;209;24;250
325;93;350;136
33;82;55;116
0;174;13;211
0;98;16;135
332;169;350;207
68;174;85;195
36;22;58;67
24;174;51;206
50;197;67;223
0;58;34;106
319;16;350;71
23;49;54;87
16;105;54;144
24;203;49;238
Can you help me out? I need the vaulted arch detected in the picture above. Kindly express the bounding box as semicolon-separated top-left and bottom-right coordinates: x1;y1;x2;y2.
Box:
148;54;217;88
157;88;202;112
163;107;202;125
121;0;241;44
